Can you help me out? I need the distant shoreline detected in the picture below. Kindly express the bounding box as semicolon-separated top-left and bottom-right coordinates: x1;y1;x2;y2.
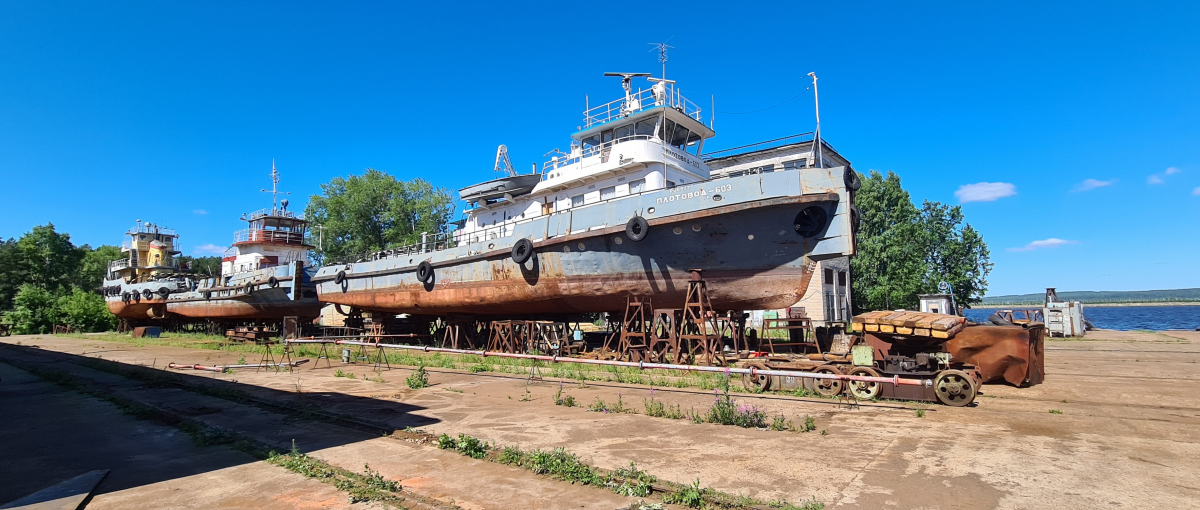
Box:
971;302;1200;309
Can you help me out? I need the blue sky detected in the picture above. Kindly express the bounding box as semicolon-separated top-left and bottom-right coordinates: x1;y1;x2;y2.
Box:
1;1;1197;296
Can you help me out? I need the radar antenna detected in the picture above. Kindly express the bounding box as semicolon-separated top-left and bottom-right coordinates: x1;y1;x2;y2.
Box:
260;159;291;214
603;72;651;113
494;145;516;176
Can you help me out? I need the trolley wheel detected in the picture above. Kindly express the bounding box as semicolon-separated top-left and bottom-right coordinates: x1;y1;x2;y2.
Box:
813;364;844;397
741;364;771;393
846;366;882;401
934;369;977;407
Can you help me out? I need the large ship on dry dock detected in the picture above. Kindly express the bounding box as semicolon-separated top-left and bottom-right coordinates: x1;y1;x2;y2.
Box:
165;168;322;322
100;221;187;321
101;168;322;326
313;72;858;316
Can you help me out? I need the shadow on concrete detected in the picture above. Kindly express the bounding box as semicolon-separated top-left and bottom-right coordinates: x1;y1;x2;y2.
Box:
0;343;439;504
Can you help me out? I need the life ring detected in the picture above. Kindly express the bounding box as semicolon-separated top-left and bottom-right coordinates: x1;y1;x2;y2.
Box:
625;216;649;242
334;270;346;285
844;167;862;192
416;261;434;283
268;276;279;288
511;238;534;264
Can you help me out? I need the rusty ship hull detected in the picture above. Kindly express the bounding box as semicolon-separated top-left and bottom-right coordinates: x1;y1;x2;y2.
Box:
315;167;854;316
104;297;172;320
167;262;322;321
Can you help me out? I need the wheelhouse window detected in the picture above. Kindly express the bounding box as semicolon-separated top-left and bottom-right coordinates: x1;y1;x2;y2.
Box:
600;186;616;200
783;159;808;170
571;194;584;207
629;178;646;193
614;124;634;140
635;119;657;137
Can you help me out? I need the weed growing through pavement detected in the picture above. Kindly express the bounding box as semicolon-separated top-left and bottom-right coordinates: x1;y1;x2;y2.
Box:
237;354;247;365
643;397;684;419
768;497;826;510
405;365;429;389
468;364;489;373
698;382;767;429
554;383;577;407
437;433;489;459
663;478;707;508
1049;409;1063;414
800;415;816;432
770;415;794;431
520;387;533;402
588;393;630;414
820;429;828;436
444;387;463;393
915;408;926;418
267;440;404;504
334;369;347;378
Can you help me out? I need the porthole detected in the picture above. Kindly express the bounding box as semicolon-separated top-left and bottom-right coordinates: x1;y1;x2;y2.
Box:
747;234;755;240
712;194;723;202
692;224;701;232
614;237;624;245
577;242;585;250
488;243;495;249
673;227;683;235
647;207;655;214
563;245;571;253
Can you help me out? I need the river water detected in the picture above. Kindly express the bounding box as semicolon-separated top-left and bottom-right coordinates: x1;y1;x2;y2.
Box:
964;305;1200;331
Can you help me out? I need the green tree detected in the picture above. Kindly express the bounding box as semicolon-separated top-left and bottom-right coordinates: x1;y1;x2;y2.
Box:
57;288;118;332
4;284;59;334
178;255;222;277
916;201;992;310
850;171;992;313
16;224;84;294
77;244;122;291
851;171;927;312
305;169;455;262
0;237;20;311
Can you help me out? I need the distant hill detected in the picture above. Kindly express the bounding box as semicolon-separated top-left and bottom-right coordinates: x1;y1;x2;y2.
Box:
980;288;1200;305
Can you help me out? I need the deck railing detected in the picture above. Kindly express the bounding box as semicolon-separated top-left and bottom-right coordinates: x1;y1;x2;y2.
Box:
583;82;701;129
700;133;815;161
234;229;306;245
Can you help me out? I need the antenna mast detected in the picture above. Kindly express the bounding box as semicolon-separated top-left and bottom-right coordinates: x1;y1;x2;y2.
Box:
807;72;823;169
648;42;674;79
261;159;291;213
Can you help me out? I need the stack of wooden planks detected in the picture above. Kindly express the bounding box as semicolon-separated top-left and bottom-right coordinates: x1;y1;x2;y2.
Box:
850;311;966;339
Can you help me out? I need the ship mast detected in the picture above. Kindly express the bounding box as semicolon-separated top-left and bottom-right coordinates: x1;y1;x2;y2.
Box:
808;72;823;169
261;160;291;214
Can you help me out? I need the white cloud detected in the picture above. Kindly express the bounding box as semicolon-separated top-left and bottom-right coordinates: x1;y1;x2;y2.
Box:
193;243;227;255
193;209;207;215
1193;186;1200;196
955;182;1017;203
1007;238;1077;252
1072;178;1116;192
1148;167;1181;184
